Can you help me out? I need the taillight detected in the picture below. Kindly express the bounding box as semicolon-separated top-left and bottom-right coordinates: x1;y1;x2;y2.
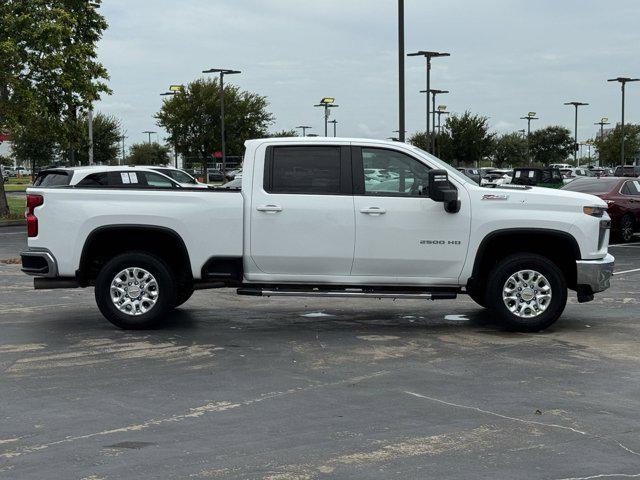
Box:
26;194;43;237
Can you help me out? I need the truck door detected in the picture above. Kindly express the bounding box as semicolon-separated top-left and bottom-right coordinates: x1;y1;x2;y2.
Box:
351;145;471;284
249;144;355;276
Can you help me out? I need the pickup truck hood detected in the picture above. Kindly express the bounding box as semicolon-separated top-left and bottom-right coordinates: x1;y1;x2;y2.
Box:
493;185;607;208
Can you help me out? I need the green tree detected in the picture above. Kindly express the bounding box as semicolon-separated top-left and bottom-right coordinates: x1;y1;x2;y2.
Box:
11;118;59;172
437;112;494;166
0;0;110;215
75;112;122;165
155;78;274;164
127;142;170;166
593;124;640;166
408;131;432;151
493;132;529;167
528;126;573;165
0;154;11;167
269;129;298;137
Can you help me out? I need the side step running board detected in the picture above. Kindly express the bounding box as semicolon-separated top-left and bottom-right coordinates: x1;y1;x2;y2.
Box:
237;288;457;300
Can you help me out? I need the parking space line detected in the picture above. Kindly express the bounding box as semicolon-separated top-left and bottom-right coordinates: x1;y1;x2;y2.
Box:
614;268;640;276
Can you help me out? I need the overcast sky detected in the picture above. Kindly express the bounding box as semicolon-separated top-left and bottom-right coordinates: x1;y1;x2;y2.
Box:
94;0;640;149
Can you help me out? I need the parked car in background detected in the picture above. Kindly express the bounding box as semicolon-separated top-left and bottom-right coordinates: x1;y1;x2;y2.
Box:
511;167;564;188
207;169;225;182
149;167;208;189
614;165;640;177
562;176;640;242
481;169;513;187
560;167;595;184
221;177;242;189
225;168;243;180
457;167;481;184
550;163;573;170
33;166;183;189
588;167;612;177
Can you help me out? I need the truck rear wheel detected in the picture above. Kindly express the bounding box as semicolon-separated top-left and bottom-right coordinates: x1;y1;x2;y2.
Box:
95;252;176;329
486;253;567;332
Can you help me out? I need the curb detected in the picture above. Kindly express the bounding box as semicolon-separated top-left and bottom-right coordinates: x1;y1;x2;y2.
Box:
0;220;25;227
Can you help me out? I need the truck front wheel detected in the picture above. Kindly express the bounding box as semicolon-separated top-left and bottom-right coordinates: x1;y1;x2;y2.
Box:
486;254;567;332
95;252;176;329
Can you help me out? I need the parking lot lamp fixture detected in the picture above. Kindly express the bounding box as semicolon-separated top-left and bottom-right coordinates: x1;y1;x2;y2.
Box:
408;50;450;151
607;77;639;164
202;68;242;177
564;102;588;164
161;87;185;168
520;112;538;165
296;126;312;137
421;88;449;151
328;119;338;137
314;98;339;136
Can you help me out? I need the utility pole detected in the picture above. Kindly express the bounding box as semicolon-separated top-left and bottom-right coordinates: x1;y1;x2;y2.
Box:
328;119;338;137
408;50;450;152
314;98;338;136
202;68;241;178
143;131;156;144
296;125;312;137
520;112;538;165
564;101;588;165
607;77;639;165
594;118;610;167
435;106;449;158
398;0;405;142
88;108;94;165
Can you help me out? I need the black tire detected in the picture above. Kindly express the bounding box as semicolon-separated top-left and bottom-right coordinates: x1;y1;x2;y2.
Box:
616;214;635;243
175;285;194;308
486;253;567;332
95;252;176;329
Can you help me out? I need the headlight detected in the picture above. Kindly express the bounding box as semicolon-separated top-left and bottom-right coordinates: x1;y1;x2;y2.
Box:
583;206;606;217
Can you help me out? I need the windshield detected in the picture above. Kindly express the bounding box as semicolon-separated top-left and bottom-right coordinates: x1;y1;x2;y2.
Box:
561;178;619;194
407;145;476;185
155;168;196;184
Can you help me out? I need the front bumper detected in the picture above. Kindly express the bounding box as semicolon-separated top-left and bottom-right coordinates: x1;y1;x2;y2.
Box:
576;253;615;294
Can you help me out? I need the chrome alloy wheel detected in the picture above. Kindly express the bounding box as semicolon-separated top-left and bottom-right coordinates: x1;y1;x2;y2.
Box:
110;267;159;316
502;269;552;318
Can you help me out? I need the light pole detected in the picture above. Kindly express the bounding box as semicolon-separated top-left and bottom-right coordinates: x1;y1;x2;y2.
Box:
328;119;338;137
564;101;588;165
420;88;449;151
88;108;94;165
607;77;639;165
594;118;610;167
120;132;127;165
296;125;312;137
143;131;156;144
161;85;185;168
398;0;405;142
314;98;338;136
202;68;241;178
518;129;526;138
520;112;538;165
435;106;449;157
408;50;450;152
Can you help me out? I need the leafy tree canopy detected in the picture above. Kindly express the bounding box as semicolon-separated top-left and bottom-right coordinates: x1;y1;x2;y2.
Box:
269;129;298;137
593;124;640;166
493;132;529;168
127;142;171;166
528;126;574;165
155;78;274;161
75;112;122;165
438;112;494;166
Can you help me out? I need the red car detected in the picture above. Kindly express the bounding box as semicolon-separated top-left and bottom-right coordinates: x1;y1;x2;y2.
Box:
562;177;640;242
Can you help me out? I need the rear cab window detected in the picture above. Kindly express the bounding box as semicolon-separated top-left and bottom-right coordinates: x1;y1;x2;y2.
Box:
33;170;71;187
263;145;350;194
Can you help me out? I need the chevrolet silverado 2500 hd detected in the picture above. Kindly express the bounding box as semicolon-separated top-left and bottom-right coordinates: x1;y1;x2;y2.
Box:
21;138;614;331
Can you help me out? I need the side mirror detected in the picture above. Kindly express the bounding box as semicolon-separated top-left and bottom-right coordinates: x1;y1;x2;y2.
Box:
427;169;460;213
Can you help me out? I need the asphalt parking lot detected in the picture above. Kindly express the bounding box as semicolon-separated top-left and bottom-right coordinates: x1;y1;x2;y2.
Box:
1;230;640;479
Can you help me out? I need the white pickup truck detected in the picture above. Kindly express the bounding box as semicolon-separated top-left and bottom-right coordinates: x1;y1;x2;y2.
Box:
21;138;614;331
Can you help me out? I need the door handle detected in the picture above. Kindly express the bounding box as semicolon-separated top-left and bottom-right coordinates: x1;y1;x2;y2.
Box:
360;207;386;215
256;204;283;213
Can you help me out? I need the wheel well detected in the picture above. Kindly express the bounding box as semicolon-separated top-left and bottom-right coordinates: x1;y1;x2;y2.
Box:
78;226;192;287
469;229;580;292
